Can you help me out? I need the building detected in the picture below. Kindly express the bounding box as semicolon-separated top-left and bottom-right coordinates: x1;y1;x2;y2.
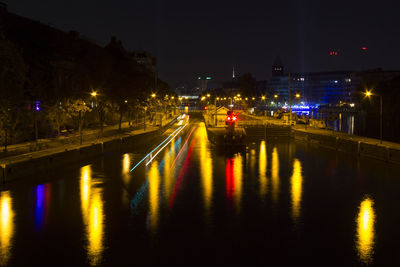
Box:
269;57;358;105
130;50;157;73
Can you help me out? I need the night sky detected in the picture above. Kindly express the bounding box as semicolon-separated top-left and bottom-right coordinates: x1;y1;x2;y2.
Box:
4;0;400;87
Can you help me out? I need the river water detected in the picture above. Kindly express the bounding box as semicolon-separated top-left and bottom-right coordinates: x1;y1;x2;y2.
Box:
1;120;400;266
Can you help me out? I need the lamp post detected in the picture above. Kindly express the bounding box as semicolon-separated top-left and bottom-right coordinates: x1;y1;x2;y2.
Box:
364;90;383;144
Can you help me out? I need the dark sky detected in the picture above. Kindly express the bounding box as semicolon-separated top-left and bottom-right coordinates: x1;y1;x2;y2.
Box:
4;0;400;87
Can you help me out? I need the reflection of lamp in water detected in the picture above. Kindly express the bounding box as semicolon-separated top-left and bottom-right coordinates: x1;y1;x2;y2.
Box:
271;147;280;203
0;191;14;266
80;165;105;266
199;125;213;214
233;154;243;211
290;159;303;222
148;161;160;233
259;141;267;197
88;188;104;266
356;197;375;264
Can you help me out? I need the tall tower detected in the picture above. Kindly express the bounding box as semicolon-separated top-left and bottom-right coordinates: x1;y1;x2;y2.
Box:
272;56;284;76
232;65;236;79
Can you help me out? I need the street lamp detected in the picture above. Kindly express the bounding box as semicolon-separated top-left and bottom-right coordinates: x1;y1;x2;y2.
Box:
90;91;97;97
274;94;278;98
364;90;383;144
296;93;301;98
261;96;266;100
151;93;156;98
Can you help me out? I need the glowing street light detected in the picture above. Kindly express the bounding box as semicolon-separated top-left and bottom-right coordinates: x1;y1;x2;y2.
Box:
296;93;301;98
261;96;266;100
274;94;278;98
364;90;383;144
207;94;210;98
90;91;98;97
252;97;255;100
151;93;156;98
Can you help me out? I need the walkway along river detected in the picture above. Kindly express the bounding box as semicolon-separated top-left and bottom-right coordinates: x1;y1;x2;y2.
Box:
0;119;400;265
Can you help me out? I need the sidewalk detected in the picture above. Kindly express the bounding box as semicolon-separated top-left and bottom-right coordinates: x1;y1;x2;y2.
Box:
292;125;400;150
0;117;174;165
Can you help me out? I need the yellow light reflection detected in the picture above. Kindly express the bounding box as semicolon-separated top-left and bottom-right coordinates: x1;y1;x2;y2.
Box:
233;154;243;212
81;165;92;216
80;165;105;266
271;147;280;203
122;153;131;206
164;139;174;201
122;153;131;175
88;188;104;265
259;141;267;197
290;159;303;222
148;161;160;233
356;197;375;264
0;191;14;266
199;126;213;214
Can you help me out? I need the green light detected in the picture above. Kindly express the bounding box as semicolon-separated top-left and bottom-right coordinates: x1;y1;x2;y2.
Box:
198;77;201;80
206;77;212;80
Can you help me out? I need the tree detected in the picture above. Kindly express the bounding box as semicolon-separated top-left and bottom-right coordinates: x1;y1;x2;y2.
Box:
66;99;91;145
46;101;68;137
0;36;27;151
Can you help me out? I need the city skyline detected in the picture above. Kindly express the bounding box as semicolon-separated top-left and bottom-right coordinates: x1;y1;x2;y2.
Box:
4;0;400;86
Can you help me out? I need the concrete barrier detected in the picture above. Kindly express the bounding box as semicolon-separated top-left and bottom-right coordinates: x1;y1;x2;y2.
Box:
0;126;168;182
388;148;400;164
360;143;389;161
336;138;359;154
78;144;103;159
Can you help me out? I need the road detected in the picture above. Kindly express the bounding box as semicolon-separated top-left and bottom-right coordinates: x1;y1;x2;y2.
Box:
1;118;400;266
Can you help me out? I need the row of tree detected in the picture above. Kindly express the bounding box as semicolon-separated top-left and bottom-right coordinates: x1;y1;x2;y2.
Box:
0;32;174;151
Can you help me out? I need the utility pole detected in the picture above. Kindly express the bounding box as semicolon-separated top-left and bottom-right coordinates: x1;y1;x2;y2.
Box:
288;72;292;124
379;95;383;144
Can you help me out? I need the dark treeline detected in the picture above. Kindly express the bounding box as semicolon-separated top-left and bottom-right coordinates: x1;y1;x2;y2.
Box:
0;8;175;149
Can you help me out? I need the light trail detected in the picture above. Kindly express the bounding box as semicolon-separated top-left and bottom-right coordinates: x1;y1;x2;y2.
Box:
145;123;188;166
129;126;182;173
170;126;196;170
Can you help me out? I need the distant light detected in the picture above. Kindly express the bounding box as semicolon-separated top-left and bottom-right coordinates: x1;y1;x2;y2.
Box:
362;46;367;51
261;96;266;100
151;93;156;98
350;103;355;107
90;91;97;97
206;77;212;80
334;80;338;83
198;77;201;80
35;101;41;111
365;90;372;97
295;93;300;98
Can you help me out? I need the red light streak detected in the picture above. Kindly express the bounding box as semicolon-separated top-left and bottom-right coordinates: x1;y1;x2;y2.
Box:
169;139;196;209
225;158;234;208
170;126;196;170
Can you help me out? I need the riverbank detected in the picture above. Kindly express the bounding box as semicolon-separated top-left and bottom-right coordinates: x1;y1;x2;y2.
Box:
292;125;400;164
1;117;178;183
